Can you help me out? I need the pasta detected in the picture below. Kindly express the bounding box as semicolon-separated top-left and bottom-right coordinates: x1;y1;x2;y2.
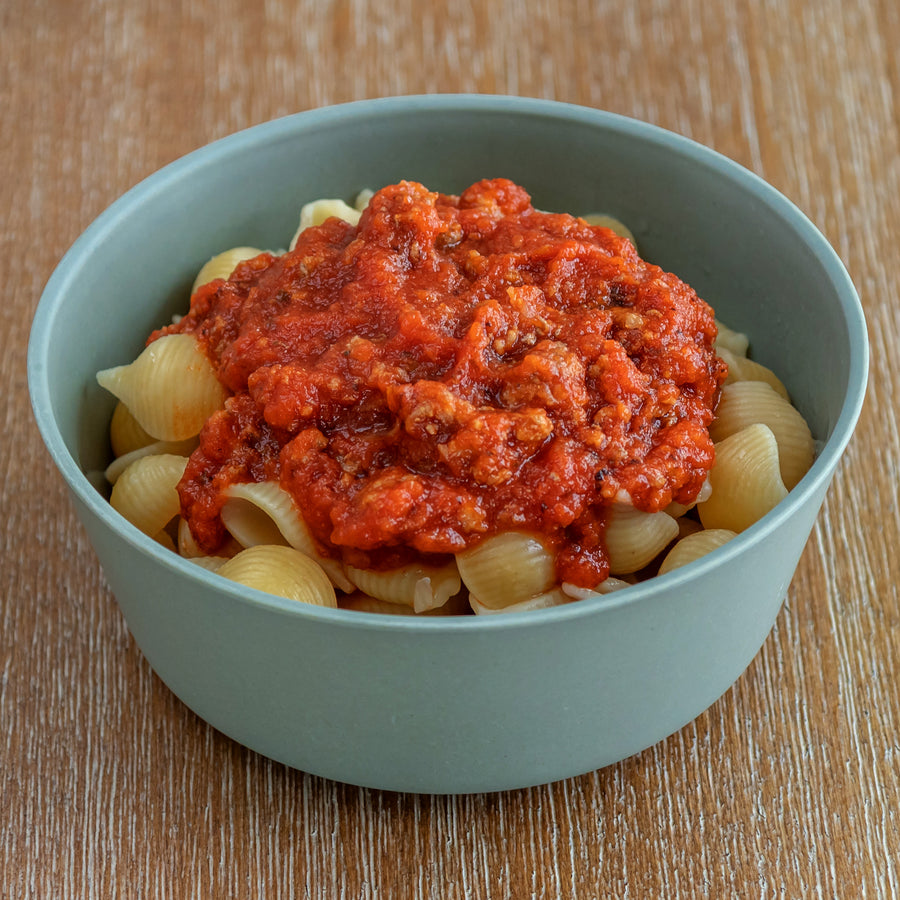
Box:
178;518;241;560
469;587;573;615
96;179;817;615
289;198;362;250
217;545;337;608
561;577;634;601
697;423;788;532
658;528;737;576
709;381;814;489
109;454;188;538
665;478;711;519
191;247;264;294
604;505;680;575
345;561;462;613
97;333;228;441
714;320;750;357
220;482;354;591
339;589;470;616
109;401;154;457
581;212;637;246
105;436;198;485
456;531;556;610
717;346;789;400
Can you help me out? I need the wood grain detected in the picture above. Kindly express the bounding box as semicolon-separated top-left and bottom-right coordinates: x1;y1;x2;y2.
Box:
2;0;897;896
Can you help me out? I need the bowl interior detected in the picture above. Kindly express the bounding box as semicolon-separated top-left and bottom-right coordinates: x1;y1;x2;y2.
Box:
31;95;866;558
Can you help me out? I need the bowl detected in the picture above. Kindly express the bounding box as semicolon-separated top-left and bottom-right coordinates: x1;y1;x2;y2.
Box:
28;95;868;793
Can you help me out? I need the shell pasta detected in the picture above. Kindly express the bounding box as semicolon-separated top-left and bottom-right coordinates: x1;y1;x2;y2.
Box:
709;381;815;490
456;531;556;610
110;401;154;457
97;334;228;442
604;505;680;575
191;247;264;294
346;561;462;613
698;424;789;532
109;454;188;539
220;482;354;591
96;183;816;615
217;545;338;608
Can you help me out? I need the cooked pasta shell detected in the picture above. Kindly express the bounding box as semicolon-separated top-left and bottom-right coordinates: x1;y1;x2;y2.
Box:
217;545;337;608
658;528;737;576
339;590;470;617
605;504;679;575
715;320;750;357
346;561;462;613
339;593;419;616
665;477;712;518
469;587;572;615
191;247;263;294
718;347;790;400
582;212;637;246
109;454;188;537
709;381;814;489
560;576;635;601
221;481;309;548
698;424;788;532
97;334;228;442
289;199;362;250
178;516;205;558
110;401;154;457
594;575;636;592
665;500;691;518
105;436;198;484
177;517;241;560
456;531;556;609
354;188;375;211
220;481;353;592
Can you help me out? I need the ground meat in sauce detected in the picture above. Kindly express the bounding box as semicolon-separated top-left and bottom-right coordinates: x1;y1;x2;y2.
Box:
155;178;726;587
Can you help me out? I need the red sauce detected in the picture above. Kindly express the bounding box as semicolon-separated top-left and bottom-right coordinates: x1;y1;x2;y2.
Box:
156;179;726;587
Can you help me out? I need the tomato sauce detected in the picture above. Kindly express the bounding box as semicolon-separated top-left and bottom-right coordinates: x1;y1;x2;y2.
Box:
158;179;726;587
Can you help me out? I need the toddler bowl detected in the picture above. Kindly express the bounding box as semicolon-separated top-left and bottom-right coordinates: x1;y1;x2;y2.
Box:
28;95;868;793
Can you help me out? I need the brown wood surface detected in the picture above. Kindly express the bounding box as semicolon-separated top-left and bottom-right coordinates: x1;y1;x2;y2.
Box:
2;0;898;896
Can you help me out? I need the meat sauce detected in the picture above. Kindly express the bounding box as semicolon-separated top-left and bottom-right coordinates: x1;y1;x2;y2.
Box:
156;179;726;587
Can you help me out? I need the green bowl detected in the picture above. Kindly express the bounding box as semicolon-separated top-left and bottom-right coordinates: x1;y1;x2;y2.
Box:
28;96;868;793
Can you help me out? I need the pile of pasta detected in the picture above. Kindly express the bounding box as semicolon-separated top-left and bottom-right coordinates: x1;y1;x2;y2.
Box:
96;195;815;616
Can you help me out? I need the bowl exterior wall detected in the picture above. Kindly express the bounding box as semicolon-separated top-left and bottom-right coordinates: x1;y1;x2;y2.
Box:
72;479;827;793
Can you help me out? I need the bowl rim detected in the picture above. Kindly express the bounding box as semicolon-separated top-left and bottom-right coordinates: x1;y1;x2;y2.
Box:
27;93;870;633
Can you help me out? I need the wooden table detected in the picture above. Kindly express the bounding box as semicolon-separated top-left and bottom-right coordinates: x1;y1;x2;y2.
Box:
3;0;897;895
